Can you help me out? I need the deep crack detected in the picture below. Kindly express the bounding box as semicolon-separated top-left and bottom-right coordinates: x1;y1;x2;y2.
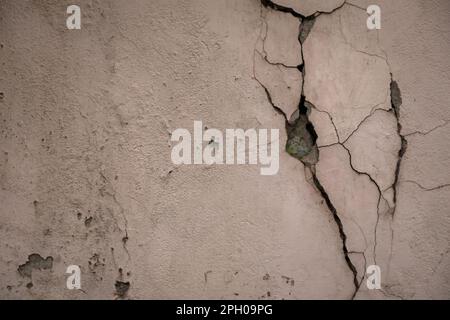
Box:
390;79;407;212
261;0;304;19
299;17;316;44
256;0;361;299
311;171;361;295
287;99;361;298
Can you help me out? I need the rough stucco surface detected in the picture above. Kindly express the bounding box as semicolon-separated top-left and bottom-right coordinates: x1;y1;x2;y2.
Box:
0;0;449;300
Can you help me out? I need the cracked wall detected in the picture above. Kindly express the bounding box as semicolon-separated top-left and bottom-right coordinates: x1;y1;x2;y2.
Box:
1;0;449;299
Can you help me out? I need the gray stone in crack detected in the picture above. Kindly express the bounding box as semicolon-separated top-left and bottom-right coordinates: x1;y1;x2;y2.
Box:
286;114;318;165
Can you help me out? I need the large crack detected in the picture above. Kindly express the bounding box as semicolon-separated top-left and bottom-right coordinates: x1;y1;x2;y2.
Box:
256;0;362;299
290;99;362;299
311;170;360;292
256;0;410;299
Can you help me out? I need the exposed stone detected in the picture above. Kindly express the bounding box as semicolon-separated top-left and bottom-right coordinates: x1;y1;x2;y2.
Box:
286;112;318;165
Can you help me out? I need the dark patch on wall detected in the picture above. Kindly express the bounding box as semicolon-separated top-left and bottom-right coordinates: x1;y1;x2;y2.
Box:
115;281;130;299
390;80;402;117
18;254;53;278
84;216;93;227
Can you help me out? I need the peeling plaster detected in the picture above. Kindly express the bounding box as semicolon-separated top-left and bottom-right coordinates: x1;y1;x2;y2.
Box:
18;254;53;279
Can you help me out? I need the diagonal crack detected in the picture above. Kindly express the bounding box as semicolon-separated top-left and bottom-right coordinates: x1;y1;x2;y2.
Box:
261;0;304;19
256;0;362;299
390;78;407;213
256;0;413;300
402;180;450;192
262;0;348;19
311;169;361;297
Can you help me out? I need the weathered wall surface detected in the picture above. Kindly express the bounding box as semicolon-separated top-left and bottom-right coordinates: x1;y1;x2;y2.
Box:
0;0;449;299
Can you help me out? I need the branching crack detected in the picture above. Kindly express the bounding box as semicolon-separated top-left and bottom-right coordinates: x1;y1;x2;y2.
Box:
256;0;362;299
255;0;414;300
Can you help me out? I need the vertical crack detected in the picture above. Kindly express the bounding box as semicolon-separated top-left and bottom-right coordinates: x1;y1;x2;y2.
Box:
289;98;361;299
256;0;361;298
390;78;407;212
